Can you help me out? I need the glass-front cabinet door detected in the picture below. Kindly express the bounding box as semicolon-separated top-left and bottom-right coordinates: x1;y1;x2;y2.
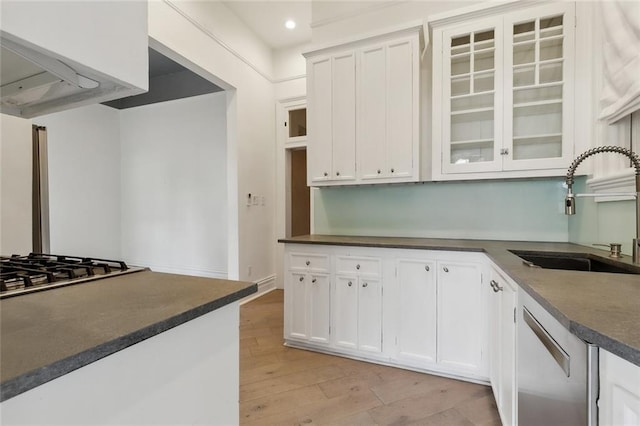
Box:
442;17;504;174
437;3;575;177
503;3;575;171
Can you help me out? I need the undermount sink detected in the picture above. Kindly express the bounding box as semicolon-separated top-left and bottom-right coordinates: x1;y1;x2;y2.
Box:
509;250;640;275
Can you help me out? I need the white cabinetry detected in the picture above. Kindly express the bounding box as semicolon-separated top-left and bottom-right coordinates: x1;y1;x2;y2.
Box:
437;260;486;376
488;265;517;426
431;2;576;180
395;258;437;365
307;52;356;184
334;256;382;353
284;251;331;345
599;349;640;426
304;25;421;187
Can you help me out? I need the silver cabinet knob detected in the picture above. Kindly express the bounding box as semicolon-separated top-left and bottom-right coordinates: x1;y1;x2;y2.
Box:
377;169;381;174
362;282;368;288
490;279;503;292
299;276;304;282
390;168;395;173
312;278;317;283
348;281;353;287
305;260;310;266
356;264;361;270
336;171;340;176
425;265;430;271
443;267;449;273
323;172;328;177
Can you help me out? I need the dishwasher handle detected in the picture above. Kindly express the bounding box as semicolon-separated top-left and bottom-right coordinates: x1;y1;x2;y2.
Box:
523;307;571;377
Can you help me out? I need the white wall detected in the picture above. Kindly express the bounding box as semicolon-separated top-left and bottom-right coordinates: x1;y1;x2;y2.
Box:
149;1;276;283
0;114;32;254
36;105;121;259
120;93;228;277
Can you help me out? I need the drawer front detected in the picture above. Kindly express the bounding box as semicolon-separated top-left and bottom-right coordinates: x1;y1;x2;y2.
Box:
335;256;381;276
289;253;330;272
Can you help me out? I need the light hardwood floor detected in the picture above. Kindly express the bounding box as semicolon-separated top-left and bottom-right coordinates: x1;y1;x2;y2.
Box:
240;290;501;426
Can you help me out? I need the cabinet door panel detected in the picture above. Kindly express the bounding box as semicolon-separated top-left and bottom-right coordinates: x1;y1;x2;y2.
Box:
437;261;484;372
387;38;415;179
333;275;358;350
358;45;386;180
358;277;382;353
308;57;333;183
500;280;516;426
332;53;356;181
309;274;331;344
288;272;308;340
396;259;437;363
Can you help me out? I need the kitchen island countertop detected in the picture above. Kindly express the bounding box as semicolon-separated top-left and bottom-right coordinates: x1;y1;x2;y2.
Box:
279;234;640;367
0;270;256;401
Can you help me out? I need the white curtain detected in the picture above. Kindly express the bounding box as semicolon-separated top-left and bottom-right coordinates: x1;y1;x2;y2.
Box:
599;0;640;124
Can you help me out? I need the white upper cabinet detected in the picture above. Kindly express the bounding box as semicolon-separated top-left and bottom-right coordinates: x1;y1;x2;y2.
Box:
305;25;421;187
431;2;576;180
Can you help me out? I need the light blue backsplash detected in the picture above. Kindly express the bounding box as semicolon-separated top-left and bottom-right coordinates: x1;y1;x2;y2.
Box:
568;177;636;256
313;178;569;242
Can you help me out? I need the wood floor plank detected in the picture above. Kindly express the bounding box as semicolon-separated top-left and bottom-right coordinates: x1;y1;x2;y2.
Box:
239;290;500;426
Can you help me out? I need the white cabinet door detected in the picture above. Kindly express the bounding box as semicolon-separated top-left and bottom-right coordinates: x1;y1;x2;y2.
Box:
489;267;517;426
396;258;437;364
287;272;308;341
331;52;356;182
333;275;358;350
437;261;485;374
600;349;640;426
358;45;387;181
386;37;416;179
307;56;333;183
358;276;382;353
309;274;331;344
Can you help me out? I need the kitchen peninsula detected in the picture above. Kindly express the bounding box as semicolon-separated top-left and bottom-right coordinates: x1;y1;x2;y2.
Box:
0;270;256;424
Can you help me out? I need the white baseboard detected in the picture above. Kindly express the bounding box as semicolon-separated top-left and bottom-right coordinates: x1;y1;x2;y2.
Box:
240;274;277;304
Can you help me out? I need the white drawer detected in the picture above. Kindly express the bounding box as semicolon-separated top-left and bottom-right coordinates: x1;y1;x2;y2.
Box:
289;253;330;272
335;256;380;276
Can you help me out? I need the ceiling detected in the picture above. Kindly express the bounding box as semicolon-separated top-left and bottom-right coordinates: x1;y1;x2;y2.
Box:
223;1;312;49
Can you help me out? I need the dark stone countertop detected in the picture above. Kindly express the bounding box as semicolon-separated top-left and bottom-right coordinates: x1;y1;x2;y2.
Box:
0;270;256;402
279;234;640;368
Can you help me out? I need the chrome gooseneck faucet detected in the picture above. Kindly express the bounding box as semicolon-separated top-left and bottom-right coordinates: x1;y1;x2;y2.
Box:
564;146;640;264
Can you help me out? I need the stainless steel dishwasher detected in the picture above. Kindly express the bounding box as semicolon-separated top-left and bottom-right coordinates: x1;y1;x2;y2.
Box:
518;289;599;425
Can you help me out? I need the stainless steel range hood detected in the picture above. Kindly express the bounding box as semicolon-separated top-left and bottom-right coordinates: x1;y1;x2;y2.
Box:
1;34;144;119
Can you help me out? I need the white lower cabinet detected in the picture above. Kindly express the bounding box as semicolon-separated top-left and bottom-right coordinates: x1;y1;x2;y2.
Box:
599;349;640;426
284;244;488;382
395;258;437;365
488;265;517;426
437;260;486;376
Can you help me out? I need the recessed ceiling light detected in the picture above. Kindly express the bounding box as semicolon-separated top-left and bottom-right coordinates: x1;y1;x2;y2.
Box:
285;20;296;30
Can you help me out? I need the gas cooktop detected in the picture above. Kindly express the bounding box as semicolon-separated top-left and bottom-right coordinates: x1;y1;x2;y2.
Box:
0;253;146;299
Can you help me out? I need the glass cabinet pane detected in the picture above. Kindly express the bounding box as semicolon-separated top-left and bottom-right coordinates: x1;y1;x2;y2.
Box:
448;28;496;165
288;108;307;137
511;14;564;161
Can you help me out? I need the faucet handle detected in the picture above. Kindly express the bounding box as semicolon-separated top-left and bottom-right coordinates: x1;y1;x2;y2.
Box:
593;243;623;258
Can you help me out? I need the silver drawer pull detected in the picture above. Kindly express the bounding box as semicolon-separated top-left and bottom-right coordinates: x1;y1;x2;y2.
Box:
299;276;304;282
523;307;570;377
362;282;368;288
348;281;353;287
490;279;503;292
443;267;449;273
425;265;430;272
305;260;310;266
356;264;361;270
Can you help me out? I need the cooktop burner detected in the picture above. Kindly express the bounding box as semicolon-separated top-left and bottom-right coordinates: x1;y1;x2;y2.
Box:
0;253;145;299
